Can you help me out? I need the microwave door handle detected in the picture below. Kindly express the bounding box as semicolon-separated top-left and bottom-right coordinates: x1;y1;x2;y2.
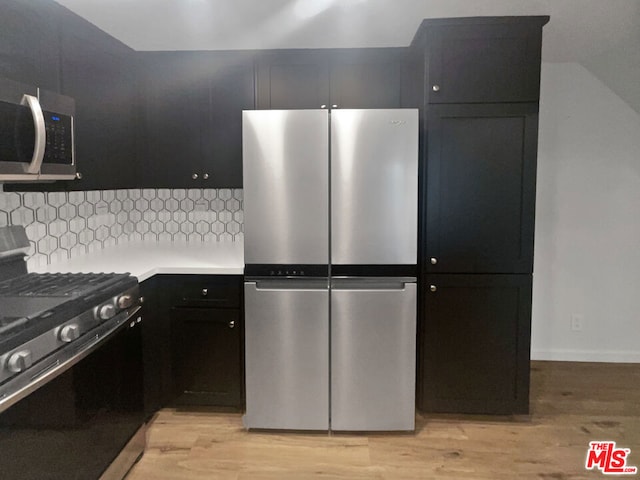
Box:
20;94;46;174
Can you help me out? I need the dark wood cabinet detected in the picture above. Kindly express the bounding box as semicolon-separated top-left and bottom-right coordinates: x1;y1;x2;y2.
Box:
2;0;139;192
140;275;244;413
419;274;532;414
139;277;169;417
0;0;60;92
171;308;242;406
416;17;547;104
256;50;329;110
140;52;253;188
256;49;404;110
424;103;539;274
415;17;548;416
59;34;138;191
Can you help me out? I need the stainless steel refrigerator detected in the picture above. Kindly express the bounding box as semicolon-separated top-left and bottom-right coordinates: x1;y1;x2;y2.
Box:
242;109;418;431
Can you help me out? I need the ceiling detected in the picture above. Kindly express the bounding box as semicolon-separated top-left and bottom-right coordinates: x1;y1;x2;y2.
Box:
53;0;640;111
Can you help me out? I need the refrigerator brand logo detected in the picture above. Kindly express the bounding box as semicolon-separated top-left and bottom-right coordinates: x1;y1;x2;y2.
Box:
585;441;637;475
389;120;406;126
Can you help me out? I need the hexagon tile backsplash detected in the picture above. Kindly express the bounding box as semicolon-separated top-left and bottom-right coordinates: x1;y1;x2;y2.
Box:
0;189;243;269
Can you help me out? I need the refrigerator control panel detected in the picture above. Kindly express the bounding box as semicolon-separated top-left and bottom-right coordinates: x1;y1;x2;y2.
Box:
244;264;329;278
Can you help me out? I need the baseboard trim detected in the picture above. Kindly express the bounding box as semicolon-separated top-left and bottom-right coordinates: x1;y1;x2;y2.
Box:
531;349;640;363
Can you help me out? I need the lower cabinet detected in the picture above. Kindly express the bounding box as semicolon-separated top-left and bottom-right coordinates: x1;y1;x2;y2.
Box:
418;274;532;414
140;275;244;414
171;307;243;407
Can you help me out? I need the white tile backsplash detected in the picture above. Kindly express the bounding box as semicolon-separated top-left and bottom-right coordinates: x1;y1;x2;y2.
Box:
0;188;243;269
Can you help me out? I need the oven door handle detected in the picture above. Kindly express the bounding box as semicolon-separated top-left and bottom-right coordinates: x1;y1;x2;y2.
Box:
20;94;46;174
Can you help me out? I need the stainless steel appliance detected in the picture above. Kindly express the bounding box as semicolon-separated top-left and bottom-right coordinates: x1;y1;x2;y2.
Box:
0;77;76;182
0;226;145;479
243;109;418;431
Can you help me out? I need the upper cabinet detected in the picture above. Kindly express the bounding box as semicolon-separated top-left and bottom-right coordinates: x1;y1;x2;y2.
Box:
414;17;548;104
2;0;140;192
140;52;254;188
0;0;60;92
256;50;330;109
256;49;405;110
60;32;138;191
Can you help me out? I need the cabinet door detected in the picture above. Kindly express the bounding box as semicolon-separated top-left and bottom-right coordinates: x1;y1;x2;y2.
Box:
141;54;206;189
419;274;531;414
329;49;403;109
256;51;330;109
171;308;242;407
0;0;60;92
424;103;538;274
204;62;254;187
60;34;138;190
426;23;543;103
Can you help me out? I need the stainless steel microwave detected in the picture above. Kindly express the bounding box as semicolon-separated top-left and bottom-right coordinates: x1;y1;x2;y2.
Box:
0;77;76;182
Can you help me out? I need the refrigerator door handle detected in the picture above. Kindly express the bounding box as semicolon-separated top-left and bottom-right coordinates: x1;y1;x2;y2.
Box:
248;280;329;291
330;277;416;291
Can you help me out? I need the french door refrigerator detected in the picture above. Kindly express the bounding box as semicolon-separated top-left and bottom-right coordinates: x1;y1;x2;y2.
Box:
243;109;418;431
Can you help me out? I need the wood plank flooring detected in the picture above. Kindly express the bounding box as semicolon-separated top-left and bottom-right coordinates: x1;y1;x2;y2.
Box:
126;362;640;479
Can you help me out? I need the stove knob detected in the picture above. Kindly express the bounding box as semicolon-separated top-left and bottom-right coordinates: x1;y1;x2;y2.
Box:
97;304;116;320
59;324;80;343
7;350;33;373
117;294;134;309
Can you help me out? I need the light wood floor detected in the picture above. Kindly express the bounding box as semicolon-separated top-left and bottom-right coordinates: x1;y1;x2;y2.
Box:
126;362;640;479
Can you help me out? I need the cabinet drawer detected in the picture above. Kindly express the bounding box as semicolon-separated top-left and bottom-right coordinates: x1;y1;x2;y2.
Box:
169;276;242;308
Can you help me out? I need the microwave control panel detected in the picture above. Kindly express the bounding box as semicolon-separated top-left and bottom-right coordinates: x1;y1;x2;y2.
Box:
43;111;73;165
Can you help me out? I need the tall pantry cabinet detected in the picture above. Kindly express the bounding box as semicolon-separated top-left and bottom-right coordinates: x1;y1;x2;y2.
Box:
413;17;549;414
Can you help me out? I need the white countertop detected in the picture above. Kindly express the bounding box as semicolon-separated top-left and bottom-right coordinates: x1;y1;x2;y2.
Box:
33;241;244;282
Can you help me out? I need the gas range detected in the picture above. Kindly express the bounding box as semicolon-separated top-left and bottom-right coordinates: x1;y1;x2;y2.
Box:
0;226;142;413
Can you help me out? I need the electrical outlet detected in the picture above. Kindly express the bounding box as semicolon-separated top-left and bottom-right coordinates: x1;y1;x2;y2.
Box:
571;313;584;332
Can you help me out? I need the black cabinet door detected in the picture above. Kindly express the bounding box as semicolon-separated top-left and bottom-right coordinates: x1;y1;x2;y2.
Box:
329;49;403;109
140;52;254;188
424;103;538;274
60;34;138;190
204;62;254;188
141;54;206;189
171;308;242;407
426;22;543;104
256;51;330;109
0;0;60;92
419;274;531;414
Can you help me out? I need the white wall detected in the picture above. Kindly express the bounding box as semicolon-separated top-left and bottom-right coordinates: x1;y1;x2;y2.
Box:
531;62;640;362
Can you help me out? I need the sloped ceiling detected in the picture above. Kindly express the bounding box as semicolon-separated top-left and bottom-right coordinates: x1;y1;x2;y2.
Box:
54;0;640;111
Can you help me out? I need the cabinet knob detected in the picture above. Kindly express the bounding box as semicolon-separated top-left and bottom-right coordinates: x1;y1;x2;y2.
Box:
320;105;327;109
432;85;440;92
228;320;235;329
429;285;437;292
192;173;199;180
201;288;208;296
430;257;438;265
202;173;209;180
332;104;338;108
75;172;83;180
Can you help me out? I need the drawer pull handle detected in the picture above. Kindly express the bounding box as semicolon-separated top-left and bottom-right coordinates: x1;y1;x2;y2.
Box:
229;321;235;329
201;288;208;296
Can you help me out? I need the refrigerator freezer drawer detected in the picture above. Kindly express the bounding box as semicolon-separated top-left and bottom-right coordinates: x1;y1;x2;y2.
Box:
331;280;416;431
244;280;329;430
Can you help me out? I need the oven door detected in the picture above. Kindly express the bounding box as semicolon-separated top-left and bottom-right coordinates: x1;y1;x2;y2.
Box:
0;317;145;480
